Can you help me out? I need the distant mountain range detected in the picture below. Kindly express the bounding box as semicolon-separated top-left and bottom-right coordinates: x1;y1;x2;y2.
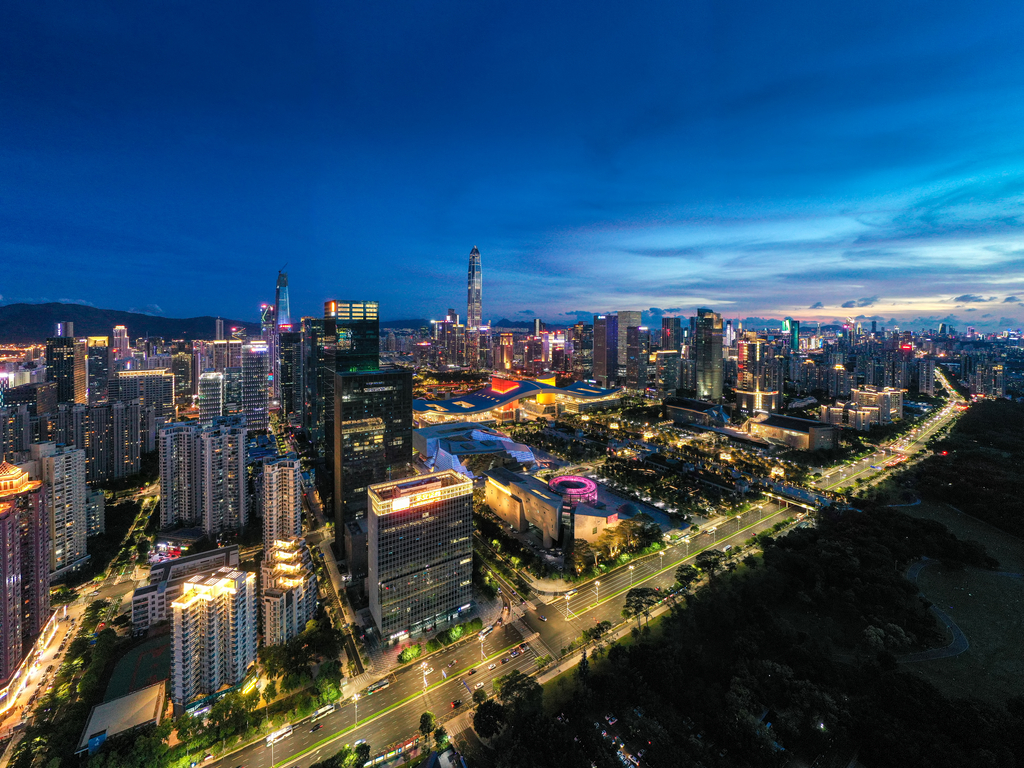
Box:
0;303;261;343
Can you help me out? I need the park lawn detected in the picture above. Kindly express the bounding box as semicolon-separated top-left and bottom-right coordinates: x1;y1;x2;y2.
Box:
902;500;1024;705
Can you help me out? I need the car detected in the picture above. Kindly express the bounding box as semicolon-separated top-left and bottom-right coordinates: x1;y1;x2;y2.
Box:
425;667;434;674
310;724;322;732
601;730;609;739
354;739;366;746
90;590;100;596
451;699;461;708
510;650;520;658
605;714;616;722
447;659;457;667
519;642;528;651
474;682;484;689
488;663;497;670
467;668;477;675
608;716;618;725
501;657;510;664
537;615;547;622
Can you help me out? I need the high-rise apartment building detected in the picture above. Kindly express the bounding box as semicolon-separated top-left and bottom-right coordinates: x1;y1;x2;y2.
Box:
0;461;49;646
199;416;247;536
198;372;224;425
367;471;473;640
694;308;723;402
241;342;269;432
0;501;23;684
170;567;257;709
262;457;302;544
261;538;317;647
110;369;175;420
211;339;243;372
33;443;88;575
159;417;247;535
53;400;142;483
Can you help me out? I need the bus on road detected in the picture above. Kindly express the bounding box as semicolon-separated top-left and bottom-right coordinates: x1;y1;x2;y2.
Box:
310;704;335;722
267;725;293;746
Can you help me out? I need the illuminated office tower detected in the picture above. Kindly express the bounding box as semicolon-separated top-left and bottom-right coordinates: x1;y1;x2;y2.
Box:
783;317;801;353
33;442;87;575
261;538;317;647
0;461;49;645
334;369;413;534
262;456;302;544
86;337;111;404
199;416;247;536
592;314;617;387
171;352;193;402
275;271;291;329
625;326;652;390
320;301;380;511
661;317;682;353
212;339;243;372
45;336;87;405
694;308;723;402
570;322;593;380
301;317;325;439
467;246;482;368
616;311;642;380
735;333;779;413
198;371;224;425
241;341;269;432
112;325;130;360
170;567;257;708
278;331;303;419
367;471;473;639
223;367;243;415
215;317;225;341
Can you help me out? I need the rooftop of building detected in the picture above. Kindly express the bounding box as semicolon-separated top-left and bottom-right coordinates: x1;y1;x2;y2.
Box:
484;467;563;505
76;682;165;753
413;377;620;416
368;469;472;506
754;413;831;433
664;397;725;413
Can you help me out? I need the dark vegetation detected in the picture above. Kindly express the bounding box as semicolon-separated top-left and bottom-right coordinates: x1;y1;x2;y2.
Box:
471;506;1023;768
909;399;1024;536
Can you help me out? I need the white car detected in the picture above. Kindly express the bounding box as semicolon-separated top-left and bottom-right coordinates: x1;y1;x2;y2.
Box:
474;682;484;689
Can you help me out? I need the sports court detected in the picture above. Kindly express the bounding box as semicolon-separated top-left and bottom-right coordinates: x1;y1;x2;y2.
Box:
104;635;171;701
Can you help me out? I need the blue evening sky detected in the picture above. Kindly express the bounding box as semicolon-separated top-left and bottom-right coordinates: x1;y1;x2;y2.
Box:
2;1;1024;329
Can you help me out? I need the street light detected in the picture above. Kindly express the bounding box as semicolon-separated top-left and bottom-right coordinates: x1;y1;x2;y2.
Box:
595;580;601;604
354;693;359;726
628;565;635;587
479;633;486;660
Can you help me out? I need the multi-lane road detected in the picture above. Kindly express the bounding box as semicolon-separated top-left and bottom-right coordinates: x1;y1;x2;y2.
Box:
209;622;536;768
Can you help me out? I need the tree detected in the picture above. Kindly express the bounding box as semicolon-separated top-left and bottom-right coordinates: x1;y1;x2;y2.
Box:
473;699;505;739
624;587;658;629
675;564;700;591
433;726;448;749
576;647;590;686
568;539;597;574
472;688;487;705
494;670;542;720
419;711;436;740
263;680;278;707
695;549;726;582
354;742;371;765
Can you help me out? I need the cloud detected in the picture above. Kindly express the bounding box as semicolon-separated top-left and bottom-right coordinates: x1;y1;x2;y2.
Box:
1003;296;1020;303
128;304;164;315
808;302;824;309
840;296;878;309
952;294;994;303
998;317;1022;326
516;309;535;316
981;314;992;318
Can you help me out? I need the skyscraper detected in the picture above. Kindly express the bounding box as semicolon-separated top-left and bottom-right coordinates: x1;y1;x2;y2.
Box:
33;442;88;575
735;333;779;413
86;337;111;404
110;369;175;419
112;325;130;360
170;567;257;709
241;341;269;432
261;538;317;647
278;331;303;419
467;247;482;368
694;308;723;402
626;326;652;390
199;416;247;536
45;336;87;405
214;317;224;341
0;461;49;647
593;314;617;387
616;311;642;381
467;246;482;330
159;423;201;529
661;317;682;353
275;271;291;329
262;457;302;544
367;471;473;639
198;371;225;425
0;500;23;684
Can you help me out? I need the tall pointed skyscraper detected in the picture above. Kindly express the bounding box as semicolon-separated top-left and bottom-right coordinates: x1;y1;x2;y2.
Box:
467;246;482;330
466;246;482;369
275;271;291;329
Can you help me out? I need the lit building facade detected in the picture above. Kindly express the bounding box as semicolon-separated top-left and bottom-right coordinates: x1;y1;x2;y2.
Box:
367;472;473;640
241;342;269;432
261;538;317;647
694;308;723;402
262;457;302;545
170;567;257;708
33;443;88;576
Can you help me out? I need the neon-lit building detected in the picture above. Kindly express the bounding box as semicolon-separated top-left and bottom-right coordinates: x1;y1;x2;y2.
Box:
367;471;472;640
413;376;621;427
262;538;317;647
548;476;598;507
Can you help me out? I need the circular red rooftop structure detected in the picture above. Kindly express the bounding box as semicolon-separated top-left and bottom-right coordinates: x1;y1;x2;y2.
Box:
548;475;598;507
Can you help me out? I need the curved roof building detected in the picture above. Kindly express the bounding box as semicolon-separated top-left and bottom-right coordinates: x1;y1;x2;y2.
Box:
414;376;621;426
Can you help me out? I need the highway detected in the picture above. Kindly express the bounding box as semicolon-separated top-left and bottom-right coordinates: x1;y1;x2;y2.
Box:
209;623;536;768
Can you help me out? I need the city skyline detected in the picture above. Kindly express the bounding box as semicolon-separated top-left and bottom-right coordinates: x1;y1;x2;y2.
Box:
2;2;1024;329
